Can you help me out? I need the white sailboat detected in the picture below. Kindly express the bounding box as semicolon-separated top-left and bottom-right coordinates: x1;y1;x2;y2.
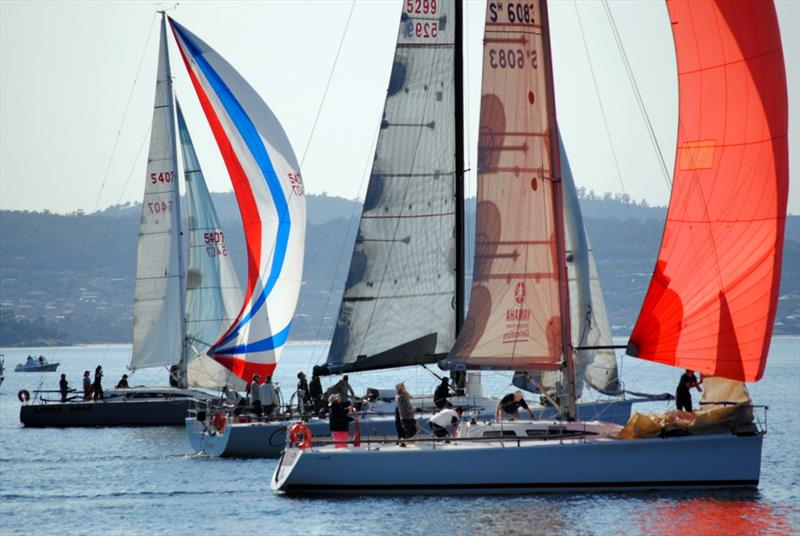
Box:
19;14;250;426
273;0;788;494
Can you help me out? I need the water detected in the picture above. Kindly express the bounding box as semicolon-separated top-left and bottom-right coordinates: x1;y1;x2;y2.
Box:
1;338;798;535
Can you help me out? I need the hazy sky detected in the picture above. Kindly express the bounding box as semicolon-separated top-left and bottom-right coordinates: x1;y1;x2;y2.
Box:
1;0;798;214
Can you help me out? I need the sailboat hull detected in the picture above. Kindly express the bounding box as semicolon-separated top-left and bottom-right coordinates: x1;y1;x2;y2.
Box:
273;432;762;495
186;398;638;458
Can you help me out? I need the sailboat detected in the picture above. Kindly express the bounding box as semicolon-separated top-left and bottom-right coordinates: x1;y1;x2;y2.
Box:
273;0;787;494
19;12;289;426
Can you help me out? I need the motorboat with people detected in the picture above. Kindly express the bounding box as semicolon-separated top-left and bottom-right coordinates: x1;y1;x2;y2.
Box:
15;355;59;372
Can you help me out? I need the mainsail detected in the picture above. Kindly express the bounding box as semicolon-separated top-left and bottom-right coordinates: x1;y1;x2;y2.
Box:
628;0;788;382
171;19;307;380
447;0;568;372
131;17;185;371
177;102;245;390
326;0;458;373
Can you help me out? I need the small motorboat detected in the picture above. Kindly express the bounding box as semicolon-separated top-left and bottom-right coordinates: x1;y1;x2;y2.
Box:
15;355;59;372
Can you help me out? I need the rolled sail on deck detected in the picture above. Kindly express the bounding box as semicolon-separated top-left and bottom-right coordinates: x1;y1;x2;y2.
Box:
629;0;788;382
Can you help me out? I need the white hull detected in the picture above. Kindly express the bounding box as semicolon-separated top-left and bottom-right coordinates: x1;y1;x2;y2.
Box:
273;422;763;495
186;398;638;458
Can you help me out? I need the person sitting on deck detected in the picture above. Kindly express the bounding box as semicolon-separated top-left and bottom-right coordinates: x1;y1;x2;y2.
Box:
115;374;130;389
433;377;452;409
328;394;353;448
675;369;703;412
428;404;463;438
59;374;69;403
495;390;533;421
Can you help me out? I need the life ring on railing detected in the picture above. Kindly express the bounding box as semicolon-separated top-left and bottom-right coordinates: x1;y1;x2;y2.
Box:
289;423;312;449
18;389;31;403
213;411;227;433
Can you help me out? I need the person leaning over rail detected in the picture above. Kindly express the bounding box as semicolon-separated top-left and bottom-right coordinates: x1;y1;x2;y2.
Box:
429;403;463;438
495;390;533;421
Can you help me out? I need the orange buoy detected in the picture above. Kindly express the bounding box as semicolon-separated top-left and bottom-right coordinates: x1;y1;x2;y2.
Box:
288;423;312;449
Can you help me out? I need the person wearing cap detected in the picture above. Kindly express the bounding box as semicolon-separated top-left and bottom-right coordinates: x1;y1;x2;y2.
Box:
495;390;532;420
328;394;353;448
115;374;130;389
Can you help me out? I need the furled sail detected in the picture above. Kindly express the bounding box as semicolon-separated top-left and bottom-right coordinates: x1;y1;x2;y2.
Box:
176;102;245;390
447;0;566;371
530;139;620;397
131;18;185;371
628;0;788;382
326;0;457;374
170;18;307;380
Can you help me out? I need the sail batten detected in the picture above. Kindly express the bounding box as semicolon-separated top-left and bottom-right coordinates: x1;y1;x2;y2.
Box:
629;0;788;382
326;0;458;374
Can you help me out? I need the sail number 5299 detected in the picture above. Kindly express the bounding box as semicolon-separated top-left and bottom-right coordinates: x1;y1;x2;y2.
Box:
406;0;437;14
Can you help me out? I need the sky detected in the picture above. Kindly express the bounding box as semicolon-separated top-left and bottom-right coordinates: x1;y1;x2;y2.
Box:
1;0;798;214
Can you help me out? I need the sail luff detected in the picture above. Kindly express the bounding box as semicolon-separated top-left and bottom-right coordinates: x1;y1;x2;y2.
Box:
628;0;788;382
130;15;184;372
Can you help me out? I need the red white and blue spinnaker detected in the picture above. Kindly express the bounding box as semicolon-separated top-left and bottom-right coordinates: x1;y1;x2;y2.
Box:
170;18;306;381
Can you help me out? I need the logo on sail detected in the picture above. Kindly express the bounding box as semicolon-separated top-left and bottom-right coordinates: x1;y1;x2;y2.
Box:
504;281;531;343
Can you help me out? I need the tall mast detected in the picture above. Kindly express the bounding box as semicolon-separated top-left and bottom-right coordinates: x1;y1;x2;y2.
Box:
540;0;576;420
451;0;466;394
160;11;188;388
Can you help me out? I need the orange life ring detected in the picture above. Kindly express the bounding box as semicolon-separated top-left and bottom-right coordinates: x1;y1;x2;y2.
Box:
213;411;227;433
289;423;312;449
18;389;31;403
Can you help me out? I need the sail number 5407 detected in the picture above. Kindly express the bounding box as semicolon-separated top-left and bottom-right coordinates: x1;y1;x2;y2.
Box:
150;171;175;184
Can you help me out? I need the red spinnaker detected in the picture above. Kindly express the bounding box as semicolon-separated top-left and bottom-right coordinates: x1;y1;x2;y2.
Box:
629;0;788;382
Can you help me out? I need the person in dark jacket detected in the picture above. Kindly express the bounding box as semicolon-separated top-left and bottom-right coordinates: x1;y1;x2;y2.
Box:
115;374;130;389
675;369;703;412
395;382;417;445
309;366;324;415
59;374;69;402
433;377;451;409
328;394;353;448
92;366;104;400
296;372;310;413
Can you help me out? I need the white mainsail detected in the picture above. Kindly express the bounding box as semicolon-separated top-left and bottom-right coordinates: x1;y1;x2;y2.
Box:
326;0;458;373
130;17;185;371
177;102;245;390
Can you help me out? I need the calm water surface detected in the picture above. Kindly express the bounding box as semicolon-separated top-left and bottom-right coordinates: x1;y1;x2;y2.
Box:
1;338;798;535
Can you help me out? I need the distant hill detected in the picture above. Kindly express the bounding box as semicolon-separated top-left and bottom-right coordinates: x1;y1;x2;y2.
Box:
1;193;797;347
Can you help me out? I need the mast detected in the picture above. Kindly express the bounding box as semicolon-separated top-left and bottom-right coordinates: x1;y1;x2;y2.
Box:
450;0;467;395
540;0;576;420
160;11;188;389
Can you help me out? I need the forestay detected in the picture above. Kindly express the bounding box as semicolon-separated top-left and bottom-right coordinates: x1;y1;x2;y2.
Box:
171;18;307;380
326;0;457;373
131;18;185;371
177;102;245;390
447;0;566;371
628;0;788;382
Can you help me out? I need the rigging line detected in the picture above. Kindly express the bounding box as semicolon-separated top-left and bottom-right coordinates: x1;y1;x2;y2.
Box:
573;1;633;220
299;0;357;168
601;0;672;191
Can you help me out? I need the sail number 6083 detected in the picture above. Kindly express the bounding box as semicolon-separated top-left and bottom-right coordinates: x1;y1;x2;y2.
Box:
489;48;538;70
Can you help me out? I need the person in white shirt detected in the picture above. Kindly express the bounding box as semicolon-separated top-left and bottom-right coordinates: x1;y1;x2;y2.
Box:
260;376;278;418
428;405;463;438
249;374;262;416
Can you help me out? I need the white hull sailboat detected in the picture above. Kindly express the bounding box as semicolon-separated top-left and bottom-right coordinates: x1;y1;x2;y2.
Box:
273;0;788;494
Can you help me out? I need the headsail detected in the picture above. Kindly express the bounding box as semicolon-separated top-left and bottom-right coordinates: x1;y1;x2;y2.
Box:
170;18;306;380
177;102;245;390
530;139;620;397
326;0;458;374
447;0;567;371
628;0;788;382
131;17;185;371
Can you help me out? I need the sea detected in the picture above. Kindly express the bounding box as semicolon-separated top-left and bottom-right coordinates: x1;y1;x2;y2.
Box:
0;338;798;535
